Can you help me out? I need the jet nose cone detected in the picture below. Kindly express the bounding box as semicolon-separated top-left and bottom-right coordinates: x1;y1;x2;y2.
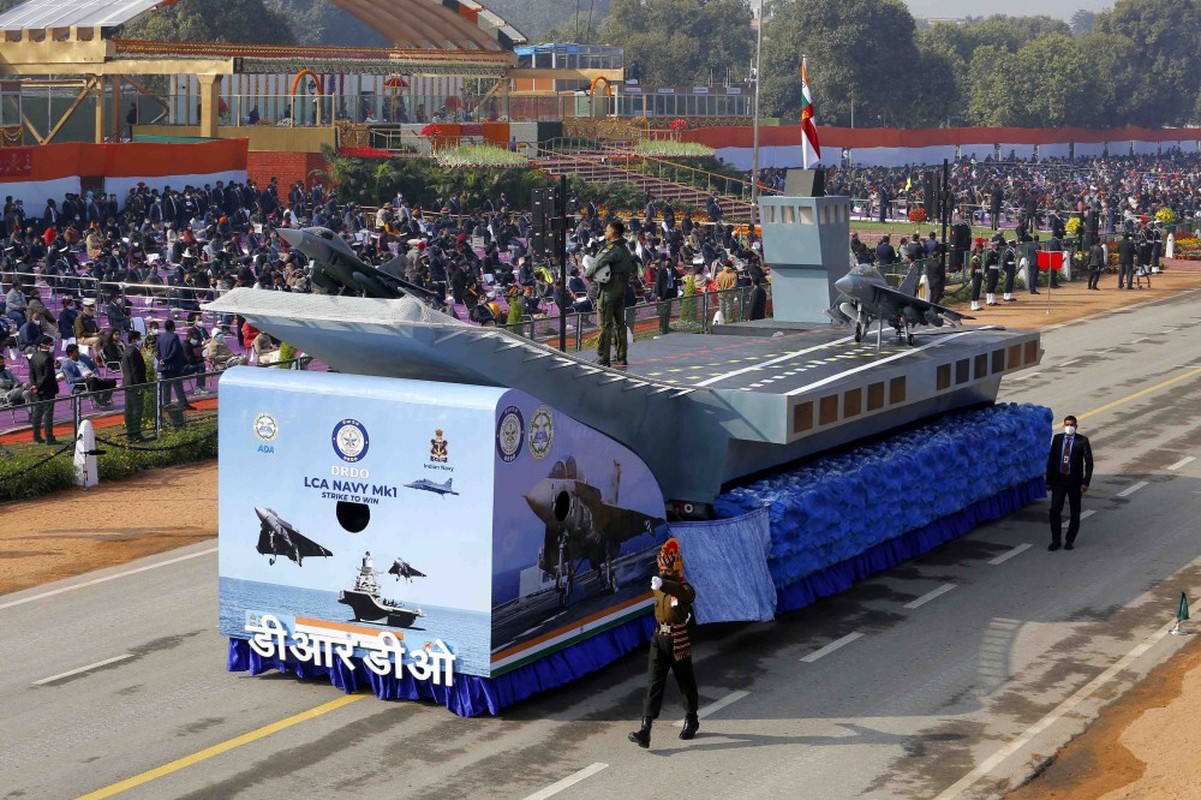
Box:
524;484;552;522
276;228;303;248
834;275;853;294
254;506;269;521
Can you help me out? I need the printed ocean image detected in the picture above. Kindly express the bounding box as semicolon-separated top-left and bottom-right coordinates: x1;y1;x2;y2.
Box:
220;577;492;676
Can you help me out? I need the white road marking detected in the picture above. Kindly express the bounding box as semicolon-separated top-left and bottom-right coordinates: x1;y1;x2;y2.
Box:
988;543;1031;566
1168;456;1196;471
1080;509;1096;520
0;546;217;612
903;583;957;610
932;617;1178;799
1117;481;1149;498
1059;359;1079;367
694;337;854;387
677;690;751;726
32;654;133;686
786;331;984;396
801;632;864;663
1131;337;1149;344
1008;370;1041;381
521;763;608;800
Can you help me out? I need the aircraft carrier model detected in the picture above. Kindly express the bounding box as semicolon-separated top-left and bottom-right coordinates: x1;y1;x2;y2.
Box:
207;191;1041;511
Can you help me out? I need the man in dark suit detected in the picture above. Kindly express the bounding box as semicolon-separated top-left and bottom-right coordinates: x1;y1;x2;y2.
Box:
121;329;148;442
1046;414;1094;551
27;335;59;444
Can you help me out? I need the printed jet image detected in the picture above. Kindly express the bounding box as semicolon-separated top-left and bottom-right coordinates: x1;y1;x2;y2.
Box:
403;477;459;497
524;457;664;606
254;506;334;567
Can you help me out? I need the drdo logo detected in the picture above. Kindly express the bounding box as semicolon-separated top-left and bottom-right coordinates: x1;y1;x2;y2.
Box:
332;419;370;463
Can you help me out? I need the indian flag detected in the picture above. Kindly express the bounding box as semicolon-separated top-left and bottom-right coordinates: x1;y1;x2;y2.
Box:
800;56;822;168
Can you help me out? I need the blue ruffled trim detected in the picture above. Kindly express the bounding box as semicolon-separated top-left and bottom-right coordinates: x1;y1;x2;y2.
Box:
776;476;1045;614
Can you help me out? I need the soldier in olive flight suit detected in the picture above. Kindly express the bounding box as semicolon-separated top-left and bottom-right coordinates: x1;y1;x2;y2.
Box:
584;220;634;368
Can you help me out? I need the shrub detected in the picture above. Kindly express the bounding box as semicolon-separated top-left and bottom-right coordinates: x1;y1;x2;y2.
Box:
0;415;218;503
907;207;928;224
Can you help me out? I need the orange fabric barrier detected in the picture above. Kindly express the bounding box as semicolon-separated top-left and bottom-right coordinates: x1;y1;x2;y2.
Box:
686;125;1201;149
11;140;249;184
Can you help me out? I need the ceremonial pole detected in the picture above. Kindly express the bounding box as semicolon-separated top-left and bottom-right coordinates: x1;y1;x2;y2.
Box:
749;6;763;228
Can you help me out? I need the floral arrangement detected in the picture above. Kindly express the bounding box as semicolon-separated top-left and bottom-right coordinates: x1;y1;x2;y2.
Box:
435;145;528;168
1065;216;1082;236
907;206;927;224
633;140;715;159
420;123;443;138
1155;208;1178;225
338;146;392;159
669;118;690;132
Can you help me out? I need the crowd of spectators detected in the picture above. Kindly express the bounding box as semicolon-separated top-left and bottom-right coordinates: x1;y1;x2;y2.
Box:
12;148;1201;438
760;151;1201;233
0;175;770;437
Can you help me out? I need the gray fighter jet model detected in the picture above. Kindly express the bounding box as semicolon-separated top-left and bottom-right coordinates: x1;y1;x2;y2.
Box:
388;558;427;582
403;477;459;496
827;262;974;346
523;457;665;606
254;506;333;566
276;226;437;302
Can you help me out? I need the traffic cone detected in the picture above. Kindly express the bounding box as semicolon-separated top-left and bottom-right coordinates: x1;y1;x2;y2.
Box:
1171;592;1189;635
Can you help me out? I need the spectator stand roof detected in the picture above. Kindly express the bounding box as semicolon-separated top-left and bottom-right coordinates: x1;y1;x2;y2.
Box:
0;0;527;53
0;0;174;32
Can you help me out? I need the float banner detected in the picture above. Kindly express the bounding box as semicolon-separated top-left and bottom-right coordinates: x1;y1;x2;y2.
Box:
218;370;668;680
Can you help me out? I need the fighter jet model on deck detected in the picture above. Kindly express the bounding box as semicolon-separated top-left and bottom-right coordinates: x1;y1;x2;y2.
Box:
388;558;427;582
827;262;974;346
276;226;438;303
254;506;333;566
403;477;459;497
524;457;665;606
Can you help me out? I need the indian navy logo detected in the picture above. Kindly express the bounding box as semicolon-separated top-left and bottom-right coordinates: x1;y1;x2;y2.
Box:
528;405;554;461
496;406;524;463
430;429;449;463
332;419;370;463
253;412;278;443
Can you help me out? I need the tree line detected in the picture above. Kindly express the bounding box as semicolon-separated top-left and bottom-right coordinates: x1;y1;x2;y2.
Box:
92;0;1201;130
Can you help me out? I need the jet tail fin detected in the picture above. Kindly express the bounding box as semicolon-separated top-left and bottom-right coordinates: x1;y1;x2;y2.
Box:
445;478;452;489
897;262;921;296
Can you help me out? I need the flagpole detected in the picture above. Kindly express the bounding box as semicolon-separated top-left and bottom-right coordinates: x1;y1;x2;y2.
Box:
750;7;764;228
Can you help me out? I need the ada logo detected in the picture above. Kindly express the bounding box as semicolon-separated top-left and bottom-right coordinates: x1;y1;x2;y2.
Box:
528;405;554;461
253;412;278;443
496;405;524;463
430;429;449;463
332;419;370;463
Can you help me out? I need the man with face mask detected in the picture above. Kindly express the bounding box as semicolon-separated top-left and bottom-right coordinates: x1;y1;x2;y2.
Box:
1046;415;1093;551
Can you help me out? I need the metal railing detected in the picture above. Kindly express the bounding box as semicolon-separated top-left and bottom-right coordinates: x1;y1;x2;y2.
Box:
493;284;767;351
1;355;312;438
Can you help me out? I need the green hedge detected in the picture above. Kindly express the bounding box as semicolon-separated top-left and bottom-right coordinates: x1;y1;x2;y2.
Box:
0;415;219;504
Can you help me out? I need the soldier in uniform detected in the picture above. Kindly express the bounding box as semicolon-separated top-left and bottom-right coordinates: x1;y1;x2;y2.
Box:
629;538;699;749
1002;239;1019;302
584;220;634;368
